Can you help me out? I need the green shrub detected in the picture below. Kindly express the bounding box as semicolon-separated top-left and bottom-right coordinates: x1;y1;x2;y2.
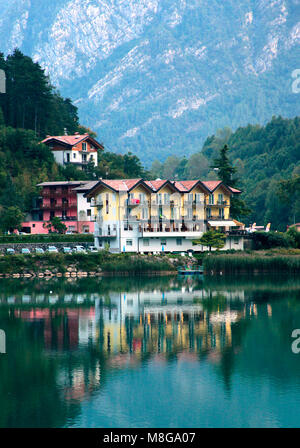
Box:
287;228;300;249
252;231;291;250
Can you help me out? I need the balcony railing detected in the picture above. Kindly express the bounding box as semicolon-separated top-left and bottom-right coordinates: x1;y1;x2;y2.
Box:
123;215;139;221
142;226;204;234
127;198;141;207
91;199;104;207
151;199;172;206
206;200;228;206
95;232;117;238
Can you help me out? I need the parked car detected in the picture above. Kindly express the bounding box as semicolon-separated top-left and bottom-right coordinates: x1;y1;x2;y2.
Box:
47;246;59;253
88;246;99;253
21;248;31;255
62;247;73;254
35;247;45;254
6;248;15;255
74;245;86;253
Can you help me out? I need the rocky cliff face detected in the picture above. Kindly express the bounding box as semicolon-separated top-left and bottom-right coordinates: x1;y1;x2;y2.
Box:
1;0;300;163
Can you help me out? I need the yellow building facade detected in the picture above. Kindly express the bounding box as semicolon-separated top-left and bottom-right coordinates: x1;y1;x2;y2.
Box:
85;179;242;252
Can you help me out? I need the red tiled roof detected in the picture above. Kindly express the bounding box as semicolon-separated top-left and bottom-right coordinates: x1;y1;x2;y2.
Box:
201;181;222;192
101;179;143;191
228;186;242;194
41;134;103;149
144;180;168;191
174;180;199;192
84;178;238;195
41;134;90;146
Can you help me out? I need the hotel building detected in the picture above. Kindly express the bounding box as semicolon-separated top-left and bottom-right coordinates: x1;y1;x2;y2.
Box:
85;178;244;252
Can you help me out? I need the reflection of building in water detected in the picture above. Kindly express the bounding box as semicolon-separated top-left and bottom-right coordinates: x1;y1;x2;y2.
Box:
14;304;100;350
99;290;245;357
10;288;248;357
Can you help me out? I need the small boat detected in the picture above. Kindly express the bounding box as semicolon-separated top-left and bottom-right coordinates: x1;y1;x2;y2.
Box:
177;265;204;275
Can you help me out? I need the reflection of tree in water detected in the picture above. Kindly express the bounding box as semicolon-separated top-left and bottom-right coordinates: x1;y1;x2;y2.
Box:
0;309;81;427
0;307;114;428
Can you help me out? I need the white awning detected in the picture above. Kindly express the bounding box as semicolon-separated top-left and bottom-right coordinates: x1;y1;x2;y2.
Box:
208;220;237;227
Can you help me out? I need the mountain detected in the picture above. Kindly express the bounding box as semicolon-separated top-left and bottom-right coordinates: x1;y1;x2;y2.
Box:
0;0;300;163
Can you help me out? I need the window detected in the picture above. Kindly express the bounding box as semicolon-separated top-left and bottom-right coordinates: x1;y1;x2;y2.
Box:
218;193;224;204
176;238;182;246
82;142;87;151
188;208;193;219
161;239;167;246
82;153;87;162
87;197;91;203
32;224;36;228
209;194;214;205
143;239;150;246
87;209;91;217
188;193;193;203
66;153;70;163
207;207;212;218
126;239;133;246
73;152;76;159
142;208;148;219
164;193;170;205
157;193;162;205
106;194;109;214
195;193;202;204
219;208;224;219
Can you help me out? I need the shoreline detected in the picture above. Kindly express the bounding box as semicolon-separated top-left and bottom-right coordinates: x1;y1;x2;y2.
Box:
1;250;300;279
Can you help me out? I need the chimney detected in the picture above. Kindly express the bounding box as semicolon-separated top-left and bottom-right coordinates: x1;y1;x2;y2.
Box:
64;128;68;136
74;132;79;135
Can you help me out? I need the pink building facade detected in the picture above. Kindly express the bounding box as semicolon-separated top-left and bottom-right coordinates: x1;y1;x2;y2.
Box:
21;181;95;234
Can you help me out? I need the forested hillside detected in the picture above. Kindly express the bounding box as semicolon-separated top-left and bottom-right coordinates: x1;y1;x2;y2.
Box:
151;116;300;230
0;50;147;224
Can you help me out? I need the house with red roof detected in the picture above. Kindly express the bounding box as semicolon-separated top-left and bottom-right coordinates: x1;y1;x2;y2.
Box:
42;133;104;170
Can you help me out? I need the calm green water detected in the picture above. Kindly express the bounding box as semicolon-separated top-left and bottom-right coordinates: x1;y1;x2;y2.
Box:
0;274;300;428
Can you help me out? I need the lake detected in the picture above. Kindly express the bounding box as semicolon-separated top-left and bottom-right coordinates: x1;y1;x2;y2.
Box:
0;274;300;428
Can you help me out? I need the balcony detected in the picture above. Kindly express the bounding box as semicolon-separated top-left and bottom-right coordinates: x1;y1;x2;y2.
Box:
193;200;205;206
151;199;172;206
206;200;228;207
95;230;117;238
127;198;141;207
91;199;104;207
123;215;139;222
141;227;204;238
42;201;77;209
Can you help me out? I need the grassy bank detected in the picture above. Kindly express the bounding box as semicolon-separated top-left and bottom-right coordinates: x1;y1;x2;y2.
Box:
204;249;300;274
0;252;179;277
